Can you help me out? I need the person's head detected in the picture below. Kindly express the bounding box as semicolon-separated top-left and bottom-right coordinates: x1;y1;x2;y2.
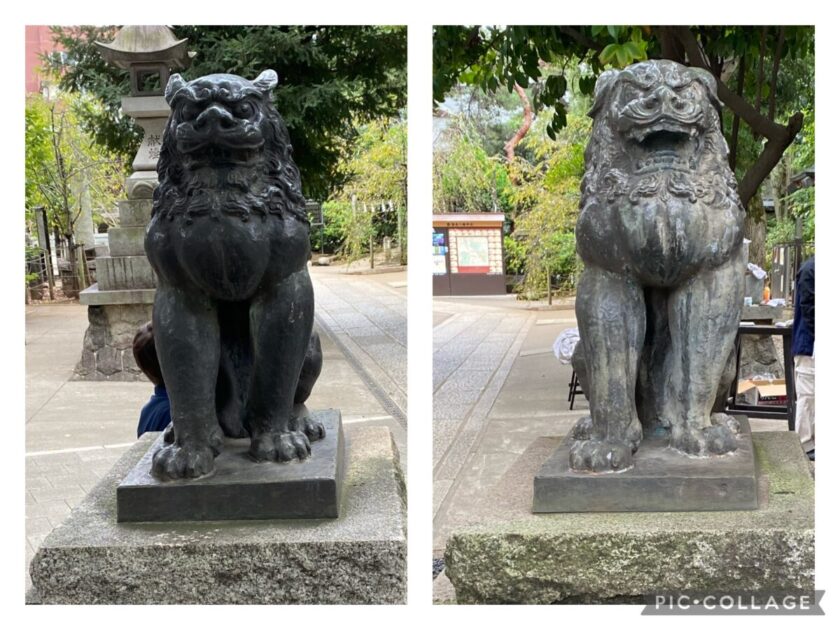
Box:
133;321;164;387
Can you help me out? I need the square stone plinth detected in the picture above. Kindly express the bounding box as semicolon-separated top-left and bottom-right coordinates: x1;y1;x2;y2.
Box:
117;410;344;522
29;423;406;604
445;431;813;604
534;416;758;512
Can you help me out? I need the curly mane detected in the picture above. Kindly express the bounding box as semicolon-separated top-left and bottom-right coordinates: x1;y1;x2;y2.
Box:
152;80;308;224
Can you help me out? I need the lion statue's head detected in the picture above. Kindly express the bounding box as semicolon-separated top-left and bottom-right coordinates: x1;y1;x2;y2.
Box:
153;70;307;224
581;59;741;212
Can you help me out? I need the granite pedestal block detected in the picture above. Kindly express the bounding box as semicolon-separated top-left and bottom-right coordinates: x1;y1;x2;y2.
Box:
445;431;813;604
534;416;758;512
29;423;406;604
118;410;344;522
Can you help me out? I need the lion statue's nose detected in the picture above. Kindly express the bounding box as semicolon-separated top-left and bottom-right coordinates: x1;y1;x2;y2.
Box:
195;104;236;131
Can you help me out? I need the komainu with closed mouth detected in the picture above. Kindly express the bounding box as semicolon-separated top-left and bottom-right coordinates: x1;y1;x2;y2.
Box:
145;70;324;480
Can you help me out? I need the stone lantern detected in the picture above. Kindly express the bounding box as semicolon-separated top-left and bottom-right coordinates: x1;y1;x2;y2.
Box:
94;26;191;97
76;26;193;381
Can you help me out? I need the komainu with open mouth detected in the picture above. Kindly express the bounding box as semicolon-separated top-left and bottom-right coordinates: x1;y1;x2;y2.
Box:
145;70;324;480
570;60;745;472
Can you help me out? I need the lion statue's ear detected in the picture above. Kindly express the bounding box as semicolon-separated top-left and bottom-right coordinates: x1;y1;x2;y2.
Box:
252;69;279;93
688;67;724;110
588;69;619;119
165;73;187;106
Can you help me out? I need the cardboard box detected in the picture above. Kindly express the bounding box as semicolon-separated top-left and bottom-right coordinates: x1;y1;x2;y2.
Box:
737;379;788;406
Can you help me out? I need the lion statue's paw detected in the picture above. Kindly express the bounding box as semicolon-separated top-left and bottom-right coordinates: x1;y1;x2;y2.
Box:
570;416;595;441
290;414;326;442
152;442;217;480
569;439;634;473
710;412;742;435
671;422;738;456
249;430;312;463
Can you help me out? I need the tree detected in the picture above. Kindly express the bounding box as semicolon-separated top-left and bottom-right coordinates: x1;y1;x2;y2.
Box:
434;26;814;263
46;25;407;200
331;117;408;264
433;118;513;213
505;111;588;298
25;93;125;289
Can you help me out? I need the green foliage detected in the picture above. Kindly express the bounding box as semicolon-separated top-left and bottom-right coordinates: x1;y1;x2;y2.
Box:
25;99;54;212
434;26;649;139
439;85;525;158
338;199;374;264
434;26;814;203
339;118;407;210
24;93;125;239
46;25;407;199
433;122;512;212
508;111;589;296
323;117;407;262
503;234;526;275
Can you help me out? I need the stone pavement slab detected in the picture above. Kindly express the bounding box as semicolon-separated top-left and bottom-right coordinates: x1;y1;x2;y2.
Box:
311;267;407;424
433;301;573;549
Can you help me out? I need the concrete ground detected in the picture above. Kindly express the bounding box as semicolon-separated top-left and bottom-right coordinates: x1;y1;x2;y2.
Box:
25;265;407;592
432;294;796;602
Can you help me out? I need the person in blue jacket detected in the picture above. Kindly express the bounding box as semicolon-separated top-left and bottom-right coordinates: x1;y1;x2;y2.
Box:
132;321;172;437
792;257;815;461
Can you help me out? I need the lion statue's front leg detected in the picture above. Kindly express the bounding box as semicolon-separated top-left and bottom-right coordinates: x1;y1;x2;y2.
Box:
151;283;225;480
245;270;320;463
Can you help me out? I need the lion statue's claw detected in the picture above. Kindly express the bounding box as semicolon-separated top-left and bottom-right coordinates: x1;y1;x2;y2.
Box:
569;439;634;473
152;442;217;480
249;430;312;463
671;423;738;456
295;415;326;442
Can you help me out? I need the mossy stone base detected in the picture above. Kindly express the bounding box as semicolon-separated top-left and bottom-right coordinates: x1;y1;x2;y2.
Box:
445;431;813;604
30;425;406;604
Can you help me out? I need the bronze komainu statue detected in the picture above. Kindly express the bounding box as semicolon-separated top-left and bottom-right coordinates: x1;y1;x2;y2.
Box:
146;70;324;480
571;60;745;472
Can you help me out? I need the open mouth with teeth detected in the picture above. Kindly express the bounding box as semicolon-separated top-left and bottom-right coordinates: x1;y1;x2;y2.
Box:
181;144;262;169
626;121;702;175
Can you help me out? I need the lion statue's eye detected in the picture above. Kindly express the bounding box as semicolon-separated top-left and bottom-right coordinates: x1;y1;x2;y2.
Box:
622;85;644;102
234;101;255;118
180;102;202;120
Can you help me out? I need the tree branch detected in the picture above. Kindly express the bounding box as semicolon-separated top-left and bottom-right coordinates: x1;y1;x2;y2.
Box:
672;26;788;141
556;26;601;54
729;55;746;171
768;26;786;122
504;83;533;162
755;26;767;114
737;112;804;205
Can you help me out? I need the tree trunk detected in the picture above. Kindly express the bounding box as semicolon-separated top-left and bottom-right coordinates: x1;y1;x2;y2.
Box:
743;195;766;268
504;83;533;162
657;27;685;61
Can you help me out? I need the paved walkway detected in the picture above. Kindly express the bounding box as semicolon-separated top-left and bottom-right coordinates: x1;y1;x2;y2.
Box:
311;266;407;424
25;268;406;592
432;296;580;550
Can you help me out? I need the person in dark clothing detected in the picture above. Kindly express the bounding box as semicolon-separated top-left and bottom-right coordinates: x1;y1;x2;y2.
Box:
133;321;172;437
792;257;815;460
